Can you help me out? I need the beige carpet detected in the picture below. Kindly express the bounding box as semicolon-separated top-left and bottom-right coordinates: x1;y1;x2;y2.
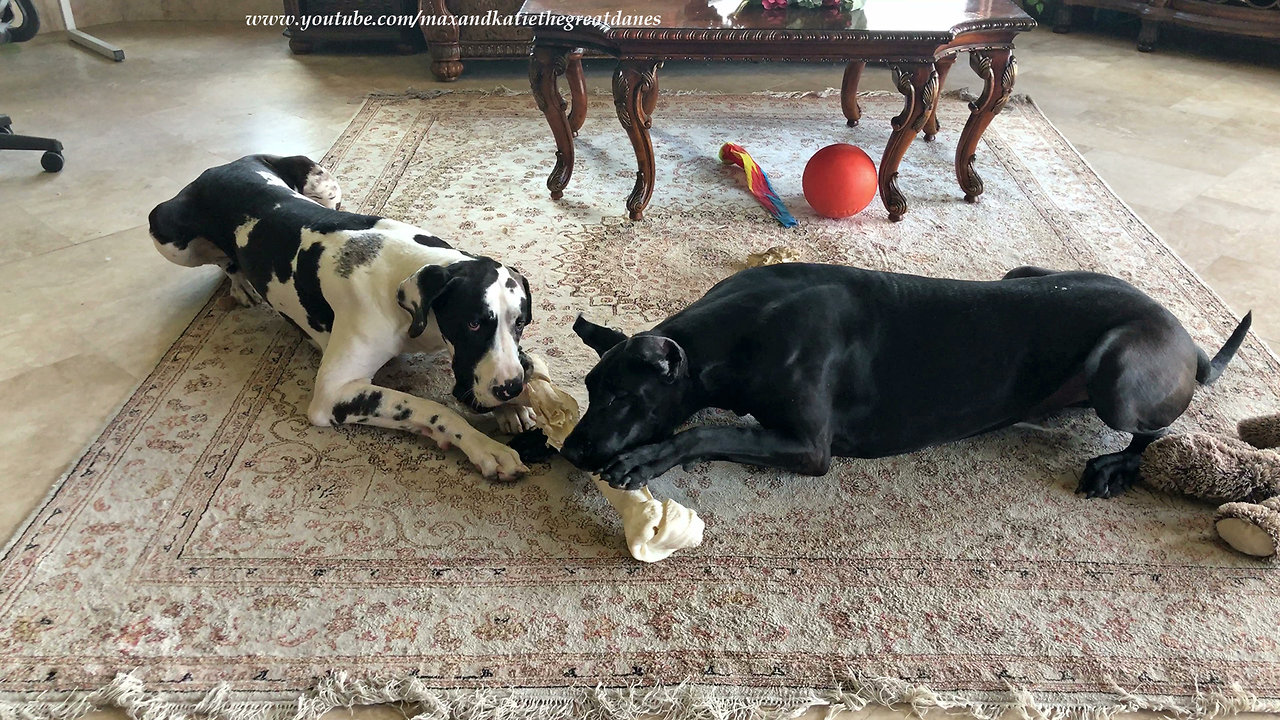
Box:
3;91;1280;720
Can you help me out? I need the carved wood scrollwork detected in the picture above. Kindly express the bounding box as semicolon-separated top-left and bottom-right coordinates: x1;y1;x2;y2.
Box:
890;65;916;131
613;60;662;220
881;64;939;221
529;49;569;114
956;50;1016;202
968;52;1017;117
612;63;658;131
529;47;577;198
959;153;983;200
890;65;939;133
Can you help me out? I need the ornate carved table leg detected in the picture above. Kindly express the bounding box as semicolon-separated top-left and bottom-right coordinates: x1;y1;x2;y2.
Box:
923;55;955;142
841;61;865;127
955;50;1016;203
422;0;463;81
613;59;661;221
879;63;939;222
529;46;576;200
567;49;587;136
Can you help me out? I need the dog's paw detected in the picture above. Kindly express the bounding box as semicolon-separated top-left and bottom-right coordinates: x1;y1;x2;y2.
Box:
493;404;537;435
459;434;529;482
1077;451;1143;499
601;445;669;491
228;276;261;307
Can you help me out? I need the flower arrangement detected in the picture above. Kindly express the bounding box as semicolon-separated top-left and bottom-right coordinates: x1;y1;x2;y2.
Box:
756;0;865;9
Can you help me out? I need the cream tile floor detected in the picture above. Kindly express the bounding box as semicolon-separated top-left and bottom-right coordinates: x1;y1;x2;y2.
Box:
2;20;1279;720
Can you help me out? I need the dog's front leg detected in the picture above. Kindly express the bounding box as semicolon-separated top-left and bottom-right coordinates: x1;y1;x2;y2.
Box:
316;383;527;481
601;426;831;490
310;330;528;481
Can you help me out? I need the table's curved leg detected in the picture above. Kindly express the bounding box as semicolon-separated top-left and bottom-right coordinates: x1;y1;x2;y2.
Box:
880;63;939;222
956;50;1016;203
529;46;575;200
567;49;587;135
923;55;956;142
841;61;865;127
613;59;661;221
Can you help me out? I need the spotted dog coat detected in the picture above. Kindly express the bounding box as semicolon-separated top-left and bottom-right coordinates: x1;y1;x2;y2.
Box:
150;154;535;480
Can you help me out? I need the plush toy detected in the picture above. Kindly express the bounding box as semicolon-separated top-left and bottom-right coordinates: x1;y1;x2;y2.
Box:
1140;414;1280;559
719;142;797;228
513;354;704;563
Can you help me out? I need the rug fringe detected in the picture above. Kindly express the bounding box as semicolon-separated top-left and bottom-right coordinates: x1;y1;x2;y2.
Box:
5;670;1280;720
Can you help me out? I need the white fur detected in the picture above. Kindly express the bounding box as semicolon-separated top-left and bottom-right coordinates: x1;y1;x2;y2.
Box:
471;266;527;407
155;169;528;481
302;166;342;210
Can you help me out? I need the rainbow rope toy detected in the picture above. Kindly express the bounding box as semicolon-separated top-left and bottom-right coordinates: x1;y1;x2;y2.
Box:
718;142;797;228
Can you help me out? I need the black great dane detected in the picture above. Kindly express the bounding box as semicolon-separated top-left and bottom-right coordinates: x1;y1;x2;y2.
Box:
560;262;1251;498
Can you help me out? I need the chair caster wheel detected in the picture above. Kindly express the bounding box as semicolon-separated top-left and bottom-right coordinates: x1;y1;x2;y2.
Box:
41;151;64;172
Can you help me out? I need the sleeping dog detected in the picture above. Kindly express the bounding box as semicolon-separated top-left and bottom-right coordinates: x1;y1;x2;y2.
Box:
560;262;1251;497
149;154;533;480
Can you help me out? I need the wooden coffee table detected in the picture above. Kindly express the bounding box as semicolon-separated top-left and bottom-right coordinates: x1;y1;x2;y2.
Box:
519;0;1035;221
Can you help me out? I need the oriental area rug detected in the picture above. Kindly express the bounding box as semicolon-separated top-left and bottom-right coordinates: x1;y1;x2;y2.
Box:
3;91;1280;720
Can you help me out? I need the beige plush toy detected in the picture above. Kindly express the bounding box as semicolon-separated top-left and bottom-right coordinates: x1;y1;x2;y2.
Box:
1140;414;1280;558
514;354;704;563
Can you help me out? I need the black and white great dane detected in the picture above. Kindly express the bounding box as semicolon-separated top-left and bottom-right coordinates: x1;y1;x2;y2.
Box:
560;262;1252;498
150;154;535;480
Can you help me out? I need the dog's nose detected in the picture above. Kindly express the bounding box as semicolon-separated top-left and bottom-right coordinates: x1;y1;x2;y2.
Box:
492;378;524;402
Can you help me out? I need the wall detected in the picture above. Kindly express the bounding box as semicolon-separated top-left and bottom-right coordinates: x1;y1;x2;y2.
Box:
34;0;279;33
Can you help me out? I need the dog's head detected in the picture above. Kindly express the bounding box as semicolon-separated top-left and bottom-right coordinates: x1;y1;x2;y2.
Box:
263;155;343;210
560;316;691;472
397;257;532;412
149;155;342;256
148;185;208;258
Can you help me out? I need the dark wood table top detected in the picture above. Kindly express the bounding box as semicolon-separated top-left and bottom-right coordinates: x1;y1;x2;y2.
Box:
516;0;1035;39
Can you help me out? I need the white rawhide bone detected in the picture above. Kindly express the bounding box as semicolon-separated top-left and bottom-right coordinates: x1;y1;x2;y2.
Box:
514;354;704;562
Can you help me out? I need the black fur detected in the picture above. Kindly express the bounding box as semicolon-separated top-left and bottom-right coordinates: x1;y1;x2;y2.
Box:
332;391;382;424
335;232;385;277
149;154;380;333
414;234;452;249
293;242;333;333
560;263;1251;498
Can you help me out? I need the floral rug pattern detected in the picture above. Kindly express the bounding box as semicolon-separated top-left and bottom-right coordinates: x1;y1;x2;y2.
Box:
2;91;1279;716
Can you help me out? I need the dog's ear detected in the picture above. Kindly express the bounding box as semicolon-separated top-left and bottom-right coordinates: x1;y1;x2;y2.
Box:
148;189;209;249
573;314;628;357
397;264;455;338
264;155;319;193
511;268;533;327
633;335;687;384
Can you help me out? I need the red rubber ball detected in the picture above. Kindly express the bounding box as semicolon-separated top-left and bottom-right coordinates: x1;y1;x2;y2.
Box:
802;143;878;219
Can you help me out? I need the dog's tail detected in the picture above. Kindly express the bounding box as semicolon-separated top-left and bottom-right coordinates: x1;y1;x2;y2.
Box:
1197;311;1252;386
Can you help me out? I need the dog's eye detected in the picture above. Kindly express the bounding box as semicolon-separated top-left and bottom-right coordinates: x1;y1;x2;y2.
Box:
468;321;481;331
514;319;526;330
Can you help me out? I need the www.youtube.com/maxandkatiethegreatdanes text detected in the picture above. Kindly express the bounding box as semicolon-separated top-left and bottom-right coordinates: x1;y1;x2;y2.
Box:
246;10;664;33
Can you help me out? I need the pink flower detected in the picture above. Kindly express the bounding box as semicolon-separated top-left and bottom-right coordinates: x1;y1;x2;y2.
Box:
761;0;788;8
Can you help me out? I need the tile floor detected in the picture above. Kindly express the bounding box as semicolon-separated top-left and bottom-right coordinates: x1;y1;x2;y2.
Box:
1;17;1278;720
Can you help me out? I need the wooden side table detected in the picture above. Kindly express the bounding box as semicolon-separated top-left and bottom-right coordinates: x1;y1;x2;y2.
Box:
283;0;424;54
518;0;1034;222
1053;0;1280;53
